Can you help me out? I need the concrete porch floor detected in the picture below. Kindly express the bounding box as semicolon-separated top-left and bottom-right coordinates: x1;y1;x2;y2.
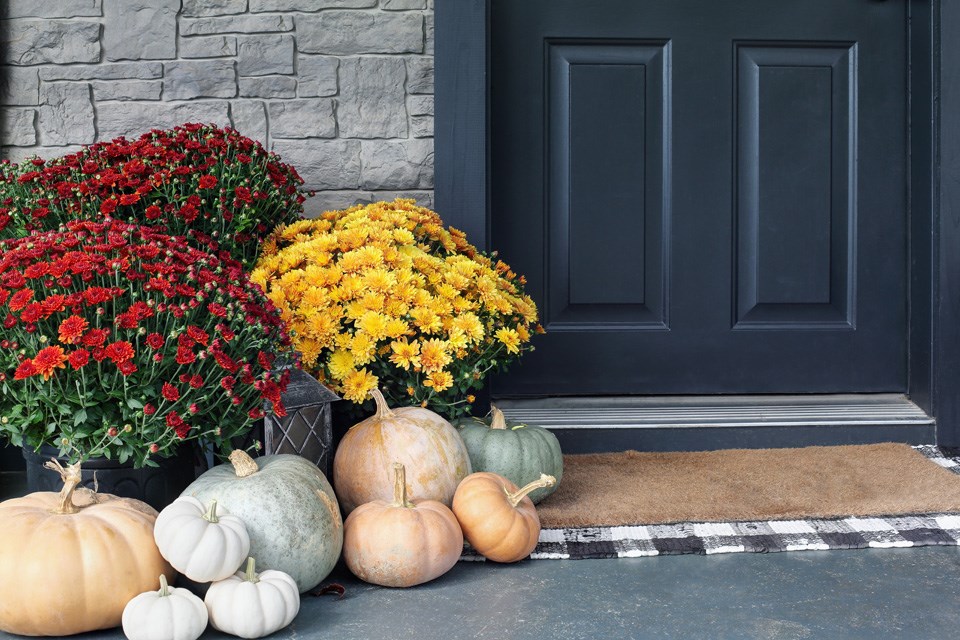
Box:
2;472;959;640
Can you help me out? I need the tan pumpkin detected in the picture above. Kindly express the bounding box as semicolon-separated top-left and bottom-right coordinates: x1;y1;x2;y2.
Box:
333;389;471;513
0;460;174;636
452;471;556;563
343;462;463;587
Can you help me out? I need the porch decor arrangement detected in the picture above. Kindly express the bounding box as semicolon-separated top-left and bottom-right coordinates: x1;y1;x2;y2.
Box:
250;198;541;420
0;460;174;636
204;557;300;639
343;462;463;587
333;388;470;513
153;496;251;583
0;219;293;470
181;450;343;593
456;405;563;504
473;444;960;561
0;123;307;269
122;576;208;640
453;471;556;563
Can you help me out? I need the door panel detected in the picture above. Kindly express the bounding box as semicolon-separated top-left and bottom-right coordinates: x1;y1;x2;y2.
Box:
490;0;907;396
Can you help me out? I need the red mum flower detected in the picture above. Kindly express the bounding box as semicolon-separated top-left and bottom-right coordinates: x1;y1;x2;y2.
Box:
234;186;252;203
32;346;67;380
257;351;274;371
208;303;227;318
13;360;37;380
145;205;162;220
82;328;110;347
119;193;140;206
19;303;42;324
146;333;164;349
198;175;217;189
118;360;137;376
68;349;90;369
189;374;203;389
100;199;118;215
186;325;209;346
161;382;179;402
103;340;134;364
3;314;16;329
8;288;34;312
220;376;235;391
58;316;89;344
175;346;196;365
143;403;156;416
248;407;265;420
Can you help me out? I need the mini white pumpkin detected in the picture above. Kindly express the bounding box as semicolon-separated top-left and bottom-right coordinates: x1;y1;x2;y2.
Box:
154;496;250;582
205;558;300;639
122;575;208;640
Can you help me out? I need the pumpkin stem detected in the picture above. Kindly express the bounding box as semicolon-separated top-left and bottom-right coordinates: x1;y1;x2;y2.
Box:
506;473;556;508
370;388;395;419
489;405;508;430
43;458;82;515
158;574;171;597
229;450;259;478
391;462;416;508
244;557;260;584
202;499;220;523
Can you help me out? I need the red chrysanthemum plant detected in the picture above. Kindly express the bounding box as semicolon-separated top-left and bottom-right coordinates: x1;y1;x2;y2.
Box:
0;123;307;269
0;219;294;467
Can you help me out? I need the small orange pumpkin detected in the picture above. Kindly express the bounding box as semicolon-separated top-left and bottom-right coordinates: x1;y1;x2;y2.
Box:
0;460;174;636
452;471;556;563
343;462;463;587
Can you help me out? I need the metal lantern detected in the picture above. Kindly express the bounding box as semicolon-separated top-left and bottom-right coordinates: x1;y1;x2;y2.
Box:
263;369;339;477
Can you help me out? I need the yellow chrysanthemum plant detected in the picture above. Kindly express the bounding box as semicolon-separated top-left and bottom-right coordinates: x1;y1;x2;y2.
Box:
251;199;542;420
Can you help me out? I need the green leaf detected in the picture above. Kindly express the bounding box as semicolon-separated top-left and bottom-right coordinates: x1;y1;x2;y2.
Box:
126;398;144;410
118;449;129;465
74;409;88;427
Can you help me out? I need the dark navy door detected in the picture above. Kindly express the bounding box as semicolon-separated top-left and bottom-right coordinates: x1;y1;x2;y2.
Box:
490;0;908;396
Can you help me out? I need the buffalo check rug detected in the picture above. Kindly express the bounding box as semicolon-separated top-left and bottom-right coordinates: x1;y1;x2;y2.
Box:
461;445;960;561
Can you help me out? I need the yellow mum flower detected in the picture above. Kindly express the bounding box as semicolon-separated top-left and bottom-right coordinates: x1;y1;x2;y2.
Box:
419;339;452;373
327;349;355;380
411;307;442;334
358;311;390;340
342;368;378;403
385;318;409;338
389;339;421;370
424;370;454;392
496;327;521;354
351;332;377;365
298;338;321;369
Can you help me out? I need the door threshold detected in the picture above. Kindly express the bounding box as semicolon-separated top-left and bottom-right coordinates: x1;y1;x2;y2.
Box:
493;394;935;453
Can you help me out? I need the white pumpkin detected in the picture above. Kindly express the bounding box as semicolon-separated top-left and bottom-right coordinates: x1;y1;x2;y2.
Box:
204;558;300;639
122;575;208;640
154;496;250;582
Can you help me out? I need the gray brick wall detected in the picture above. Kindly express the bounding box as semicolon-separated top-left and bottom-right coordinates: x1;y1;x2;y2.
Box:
0;0;434;215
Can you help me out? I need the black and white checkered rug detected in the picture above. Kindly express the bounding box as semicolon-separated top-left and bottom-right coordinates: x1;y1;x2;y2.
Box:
462;445;960;561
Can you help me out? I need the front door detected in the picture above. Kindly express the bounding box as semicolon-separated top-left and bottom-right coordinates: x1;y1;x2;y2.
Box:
490;0;908;396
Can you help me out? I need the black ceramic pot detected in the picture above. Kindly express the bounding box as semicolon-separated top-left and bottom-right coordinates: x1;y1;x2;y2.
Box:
21;444;199;511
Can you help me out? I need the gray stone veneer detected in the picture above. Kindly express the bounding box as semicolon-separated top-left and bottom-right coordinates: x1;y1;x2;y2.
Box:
0;0;434;216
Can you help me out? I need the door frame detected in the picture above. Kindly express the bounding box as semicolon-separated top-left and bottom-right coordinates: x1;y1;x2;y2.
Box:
434;0;960;446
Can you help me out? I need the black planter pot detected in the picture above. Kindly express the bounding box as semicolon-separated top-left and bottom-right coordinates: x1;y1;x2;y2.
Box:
22;445;199;511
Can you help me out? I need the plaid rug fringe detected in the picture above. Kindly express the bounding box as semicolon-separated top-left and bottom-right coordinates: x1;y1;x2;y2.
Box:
461;445;960;561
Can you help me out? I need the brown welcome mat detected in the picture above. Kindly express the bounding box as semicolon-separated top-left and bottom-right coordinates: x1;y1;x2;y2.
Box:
537;443;960;528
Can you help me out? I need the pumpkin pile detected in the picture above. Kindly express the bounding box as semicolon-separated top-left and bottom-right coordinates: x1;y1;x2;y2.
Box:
0;391;563;638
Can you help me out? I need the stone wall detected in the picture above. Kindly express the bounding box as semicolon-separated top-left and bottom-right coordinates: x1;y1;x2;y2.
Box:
0;0;434;215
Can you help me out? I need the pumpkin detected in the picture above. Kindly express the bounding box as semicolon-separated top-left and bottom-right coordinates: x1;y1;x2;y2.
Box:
452;471;555;563
334;388;471;513
122;575;208;640
181;450;342;593
343;462;463;587
204;558;299;639
456;405;563;504
154;496;250;582
0;460;175;636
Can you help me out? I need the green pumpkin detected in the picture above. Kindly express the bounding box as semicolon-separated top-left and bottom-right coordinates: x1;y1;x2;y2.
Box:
181;451;343;593
456;406;563;504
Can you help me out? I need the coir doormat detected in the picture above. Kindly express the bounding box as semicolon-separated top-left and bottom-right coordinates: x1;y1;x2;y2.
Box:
463;444;960;560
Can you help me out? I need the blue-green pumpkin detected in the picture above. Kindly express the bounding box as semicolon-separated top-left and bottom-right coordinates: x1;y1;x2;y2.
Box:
181;450;343;593
456;406;563;504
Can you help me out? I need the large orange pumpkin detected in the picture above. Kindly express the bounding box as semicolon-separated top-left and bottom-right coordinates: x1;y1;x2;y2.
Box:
343;462;463;587
0;460;174;636
333;389;471;513
452;471;555;563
